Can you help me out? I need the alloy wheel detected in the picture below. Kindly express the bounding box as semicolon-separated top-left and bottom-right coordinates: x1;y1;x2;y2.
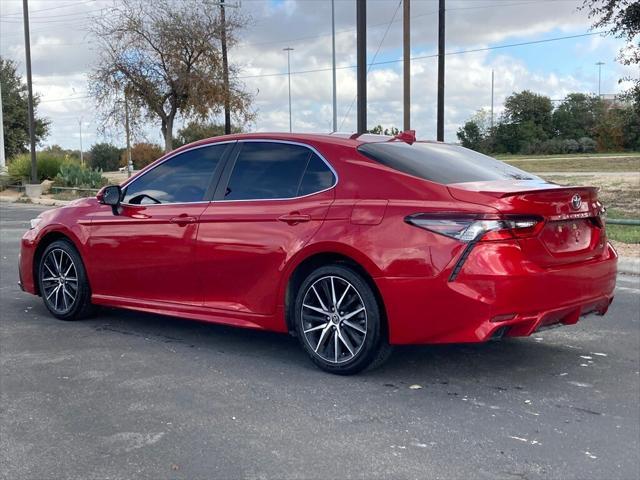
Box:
41;248;79;314
300;275;368;364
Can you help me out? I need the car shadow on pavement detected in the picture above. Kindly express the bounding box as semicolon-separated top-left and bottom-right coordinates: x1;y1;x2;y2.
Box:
64;304;584;388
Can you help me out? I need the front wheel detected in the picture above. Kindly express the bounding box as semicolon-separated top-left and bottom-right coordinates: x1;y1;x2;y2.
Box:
294;264;391;375
38;239;94;321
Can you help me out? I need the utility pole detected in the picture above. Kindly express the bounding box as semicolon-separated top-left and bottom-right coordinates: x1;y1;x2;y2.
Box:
23;0;37;183
0;77;5;171
356;0;367;134
331;0;337;132
490;69;494;130
283;47;294;133
403;0;410;131
220;0;231;134
78;117;84;166
436;0;445;142
124;91;132;178
596;61;604;98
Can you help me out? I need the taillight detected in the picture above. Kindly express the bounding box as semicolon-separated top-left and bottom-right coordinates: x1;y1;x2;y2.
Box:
405;213;544;243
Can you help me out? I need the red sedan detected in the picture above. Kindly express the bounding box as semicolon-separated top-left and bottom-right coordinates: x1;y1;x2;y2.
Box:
19;132;617;374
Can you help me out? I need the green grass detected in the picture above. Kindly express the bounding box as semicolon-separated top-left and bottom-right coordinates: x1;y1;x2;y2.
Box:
603;209;640;244
503;156;640;173
606;224;640;244
495;152;640;160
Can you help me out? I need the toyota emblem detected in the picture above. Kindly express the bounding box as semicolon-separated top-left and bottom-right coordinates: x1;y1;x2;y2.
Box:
571;194;582;210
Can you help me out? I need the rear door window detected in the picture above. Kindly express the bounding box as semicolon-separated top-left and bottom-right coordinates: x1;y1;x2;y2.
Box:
224;142;335;200
358;142;539;184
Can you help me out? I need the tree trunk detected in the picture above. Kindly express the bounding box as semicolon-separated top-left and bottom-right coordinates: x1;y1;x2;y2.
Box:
161;117;174;152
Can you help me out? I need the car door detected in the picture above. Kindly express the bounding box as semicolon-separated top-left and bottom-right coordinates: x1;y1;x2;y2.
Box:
196;140;337;318
88;142;233;305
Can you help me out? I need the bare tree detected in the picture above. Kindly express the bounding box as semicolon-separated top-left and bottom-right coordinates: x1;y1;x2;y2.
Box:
89;0;253;152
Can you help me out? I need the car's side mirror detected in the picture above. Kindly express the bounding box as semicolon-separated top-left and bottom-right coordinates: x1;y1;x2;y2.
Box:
97;185;122;215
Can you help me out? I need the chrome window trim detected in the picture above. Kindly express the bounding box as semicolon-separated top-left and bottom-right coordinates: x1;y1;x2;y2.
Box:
120;141;236;207
215;139;338;203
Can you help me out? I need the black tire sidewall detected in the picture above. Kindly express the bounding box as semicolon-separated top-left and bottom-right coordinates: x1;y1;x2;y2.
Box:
294;264;384;375
38;239;91;321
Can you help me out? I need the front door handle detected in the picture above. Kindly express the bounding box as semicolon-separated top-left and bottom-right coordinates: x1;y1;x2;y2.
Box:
170;215;198;226
278;213;311;224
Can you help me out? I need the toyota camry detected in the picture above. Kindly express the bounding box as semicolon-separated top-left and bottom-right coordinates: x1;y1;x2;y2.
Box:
19;132;617;374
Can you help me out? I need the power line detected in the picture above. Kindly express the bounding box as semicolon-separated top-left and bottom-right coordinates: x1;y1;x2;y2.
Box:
0;0;97;17
234;0;538;50
237;31;606;81
340;0;403;131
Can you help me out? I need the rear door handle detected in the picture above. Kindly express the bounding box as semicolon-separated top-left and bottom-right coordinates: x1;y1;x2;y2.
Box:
278;213;311;224
170;215;198;225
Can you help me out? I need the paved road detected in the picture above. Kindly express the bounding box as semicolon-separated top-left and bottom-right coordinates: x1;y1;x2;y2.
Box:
1;202;639;480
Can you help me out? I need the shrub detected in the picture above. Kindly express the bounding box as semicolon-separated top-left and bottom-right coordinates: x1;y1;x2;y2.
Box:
7;151;66;182
89;143;123;171
538;138;565;155
562;139;580;154
578;137;597;153
121;142;164;169
54;162;108;189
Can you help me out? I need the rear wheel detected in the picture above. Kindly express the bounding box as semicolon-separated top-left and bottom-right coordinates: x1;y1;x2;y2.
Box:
294;264;391;375
38;239;93;321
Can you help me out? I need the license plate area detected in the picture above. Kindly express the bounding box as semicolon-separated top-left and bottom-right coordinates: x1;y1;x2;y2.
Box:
540;219;598;254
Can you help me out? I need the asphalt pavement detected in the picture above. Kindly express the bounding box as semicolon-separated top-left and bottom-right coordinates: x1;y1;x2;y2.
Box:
1;202;639;480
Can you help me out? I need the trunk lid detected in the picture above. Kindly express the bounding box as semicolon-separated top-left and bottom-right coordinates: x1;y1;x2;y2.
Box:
448;180;606;266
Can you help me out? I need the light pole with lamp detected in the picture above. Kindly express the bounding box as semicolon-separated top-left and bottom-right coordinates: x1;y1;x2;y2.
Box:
283;47;294;133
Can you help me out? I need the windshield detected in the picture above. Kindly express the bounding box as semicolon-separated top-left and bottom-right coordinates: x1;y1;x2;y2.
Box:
357;141;540;185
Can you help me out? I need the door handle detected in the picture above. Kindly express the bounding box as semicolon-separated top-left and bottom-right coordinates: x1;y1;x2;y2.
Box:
170;215;198;225
278;213;311;224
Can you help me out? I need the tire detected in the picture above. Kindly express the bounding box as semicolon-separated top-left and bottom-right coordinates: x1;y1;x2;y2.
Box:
294;264;392;375
37;239;94;321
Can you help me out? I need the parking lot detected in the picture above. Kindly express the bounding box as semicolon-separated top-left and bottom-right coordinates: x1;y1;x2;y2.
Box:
1;202;639;479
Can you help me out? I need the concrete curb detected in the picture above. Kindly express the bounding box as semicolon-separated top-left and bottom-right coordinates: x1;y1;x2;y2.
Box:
0;195;72;207
1;194;639;275
618;257;640;276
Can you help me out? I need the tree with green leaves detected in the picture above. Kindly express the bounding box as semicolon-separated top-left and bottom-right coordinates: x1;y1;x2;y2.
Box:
552;93;604;139
89;143;123;171
173;121;242;148
456;109;492;152
89;0;254;153
0;57;49;160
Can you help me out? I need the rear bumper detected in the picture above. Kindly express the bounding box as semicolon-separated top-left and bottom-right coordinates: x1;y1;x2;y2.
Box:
378;241;618;345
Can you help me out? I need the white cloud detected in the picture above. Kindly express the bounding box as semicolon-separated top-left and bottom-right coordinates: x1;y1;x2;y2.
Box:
0;0;635;149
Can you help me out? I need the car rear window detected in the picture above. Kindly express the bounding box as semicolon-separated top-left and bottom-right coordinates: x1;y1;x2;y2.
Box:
357;142;539;185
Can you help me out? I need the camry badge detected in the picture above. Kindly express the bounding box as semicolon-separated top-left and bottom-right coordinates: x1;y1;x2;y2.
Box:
571;194;582;210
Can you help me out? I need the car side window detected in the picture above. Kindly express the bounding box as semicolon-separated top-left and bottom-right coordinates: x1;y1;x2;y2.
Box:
225;142;335;201
123;144;227;205
298;152;335;196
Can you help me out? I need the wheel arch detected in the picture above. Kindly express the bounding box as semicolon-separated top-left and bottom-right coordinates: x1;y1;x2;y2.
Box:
32;228;84;296
282;247;388;337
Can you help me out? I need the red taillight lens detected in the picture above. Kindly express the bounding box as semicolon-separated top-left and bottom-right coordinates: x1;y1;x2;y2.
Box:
405;214;543;243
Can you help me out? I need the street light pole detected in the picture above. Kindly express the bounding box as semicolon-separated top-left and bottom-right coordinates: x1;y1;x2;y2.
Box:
490;69;494;130
220;0;231;134
78;117;84;166
436;0;445;142
331;0;337;132
283;47;294;133
22;0;37;183
0;78;5;171
403;0;410;131
596;61;604;98
356;0;367;134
